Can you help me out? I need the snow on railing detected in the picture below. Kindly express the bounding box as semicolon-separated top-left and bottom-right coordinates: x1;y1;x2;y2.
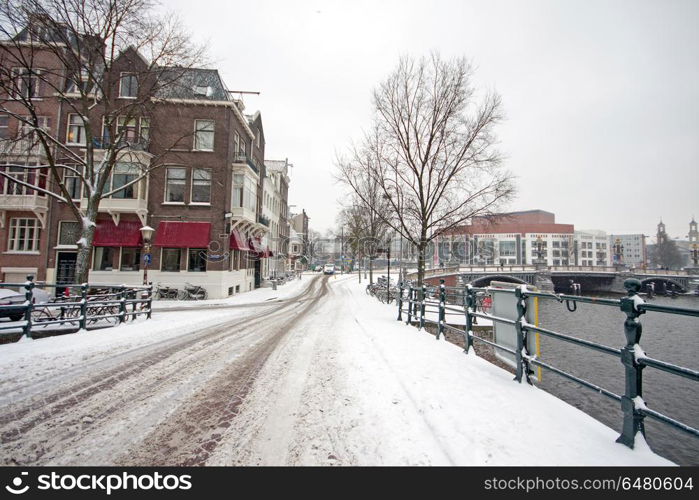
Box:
0;276;153;341
393;277;699;451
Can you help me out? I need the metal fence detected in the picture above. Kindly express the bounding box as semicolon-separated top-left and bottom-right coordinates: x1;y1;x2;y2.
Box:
0;275;153;341
395;277;699;450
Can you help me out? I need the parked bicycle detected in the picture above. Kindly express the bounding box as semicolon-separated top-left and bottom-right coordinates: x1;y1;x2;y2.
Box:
366;276;399;304
178;283;208;301
154;283;179;300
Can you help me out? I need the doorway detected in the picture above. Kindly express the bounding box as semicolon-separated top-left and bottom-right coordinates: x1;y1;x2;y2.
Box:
55;251;77;296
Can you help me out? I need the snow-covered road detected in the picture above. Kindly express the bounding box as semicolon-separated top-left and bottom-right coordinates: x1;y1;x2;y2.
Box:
0;273;673;466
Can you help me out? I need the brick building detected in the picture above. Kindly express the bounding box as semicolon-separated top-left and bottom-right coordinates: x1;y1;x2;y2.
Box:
438;210;575;266
1;27;290;298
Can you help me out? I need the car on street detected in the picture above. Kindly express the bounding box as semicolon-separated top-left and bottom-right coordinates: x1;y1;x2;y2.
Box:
323;264;335;275
0;287;51;321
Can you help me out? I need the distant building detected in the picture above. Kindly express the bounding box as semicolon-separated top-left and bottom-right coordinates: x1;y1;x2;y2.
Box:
289;209;309;269
574;230;611;267
608;234;647;268
441;209;575;266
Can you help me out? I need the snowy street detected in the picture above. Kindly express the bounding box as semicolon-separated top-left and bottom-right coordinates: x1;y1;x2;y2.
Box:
0;274;673;466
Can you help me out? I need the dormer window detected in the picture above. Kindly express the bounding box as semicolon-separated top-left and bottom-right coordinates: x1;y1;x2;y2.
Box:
119;72;138;98
193;85;212;97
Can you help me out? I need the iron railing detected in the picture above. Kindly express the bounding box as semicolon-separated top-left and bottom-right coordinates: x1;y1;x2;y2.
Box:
394;278;699;450
0;275;153;341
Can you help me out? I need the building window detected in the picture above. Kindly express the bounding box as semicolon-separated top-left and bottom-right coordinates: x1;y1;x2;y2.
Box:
120;248;141;271
58;221;81;246
18;116;51;144
119;73;138;98
188;248;207;272
111;163;140;199
93;247;116;271
66;68;90;94
256;128;260;148
234;131;241;156
67;114;86;145
64;166;82;199
117;116;139;143
191;168;211;203
161;248;181;272
140;117;150;143
0;115;9;138
194;119;214;151
499;241;516;257
165;167;186;203
11;68;40;99
8;218;40;252
232;174;243;207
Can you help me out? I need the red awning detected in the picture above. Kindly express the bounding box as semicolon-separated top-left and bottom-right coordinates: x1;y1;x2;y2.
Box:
229;230;251;251
154;221;211;248
93;220;142;247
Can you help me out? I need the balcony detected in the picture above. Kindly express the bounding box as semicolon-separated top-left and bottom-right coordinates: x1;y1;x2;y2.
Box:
93;138;150;152
86;177;149;226
0;138;50;159
0;171;49;228
232;152;259;175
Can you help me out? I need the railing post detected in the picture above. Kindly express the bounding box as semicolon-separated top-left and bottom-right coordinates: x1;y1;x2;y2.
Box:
23;275;35;340
617;278;646;448
147;284;153;320
420;284;426;330
118;288;127;324
464;284;474;353
79;283;88;331
437;279;446;340
406;287;413;325
397;281;403;321
514;285;532;384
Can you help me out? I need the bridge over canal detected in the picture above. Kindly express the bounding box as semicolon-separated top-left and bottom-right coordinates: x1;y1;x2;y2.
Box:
415;265;698;294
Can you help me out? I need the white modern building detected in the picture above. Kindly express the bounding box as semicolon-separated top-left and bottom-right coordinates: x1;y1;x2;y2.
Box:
574;230;611;267
608;233;647;268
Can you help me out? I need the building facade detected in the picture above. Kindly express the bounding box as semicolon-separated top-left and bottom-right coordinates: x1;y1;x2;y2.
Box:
0;34;291;298
608;233;647;268
574;230;611;267
439;210;575;267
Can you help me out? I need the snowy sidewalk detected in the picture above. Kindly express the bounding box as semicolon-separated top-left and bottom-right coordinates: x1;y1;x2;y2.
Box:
211;274;673;466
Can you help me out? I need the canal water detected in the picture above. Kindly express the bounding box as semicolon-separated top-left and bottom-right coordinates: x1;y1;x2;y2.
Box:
536;293;699;465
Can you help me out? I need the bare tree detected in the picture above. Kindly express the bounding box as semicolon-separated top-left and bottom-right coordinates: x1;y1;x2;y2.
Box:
0;0;205;282
336;154;392;284
650;239;683;270
338;53;514;285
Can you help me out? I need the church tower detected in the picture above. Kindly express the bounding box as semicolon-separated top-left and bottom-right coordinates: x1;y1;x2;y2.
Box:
657;220;667;245
690;217;698;244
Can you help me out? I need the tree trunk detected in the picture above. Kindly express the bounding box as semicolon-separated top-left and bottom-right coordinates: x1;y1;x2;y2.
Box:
417;244;425;288
369;257;373;285
74;200;98;283
417;229;428;287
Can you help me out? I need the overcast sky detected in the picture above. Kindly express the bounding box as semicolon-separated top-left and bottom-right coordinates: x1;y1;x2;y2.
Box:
162;0;698;241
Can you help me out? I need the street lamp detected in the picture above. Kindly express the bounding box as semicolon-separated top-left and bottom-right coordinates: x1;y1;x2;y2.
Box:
140;225;154;285
613;238;624;270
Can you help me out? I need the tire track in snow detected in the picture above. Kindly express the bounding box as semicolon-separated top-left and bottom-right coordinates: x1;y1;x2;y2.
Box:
114;277;331;466
0;276;322;465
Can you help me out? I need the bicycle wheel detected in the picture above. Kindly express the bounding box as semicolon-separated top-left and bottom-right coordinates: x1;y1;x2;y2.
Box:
177;289;188;300
31;307;53;323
